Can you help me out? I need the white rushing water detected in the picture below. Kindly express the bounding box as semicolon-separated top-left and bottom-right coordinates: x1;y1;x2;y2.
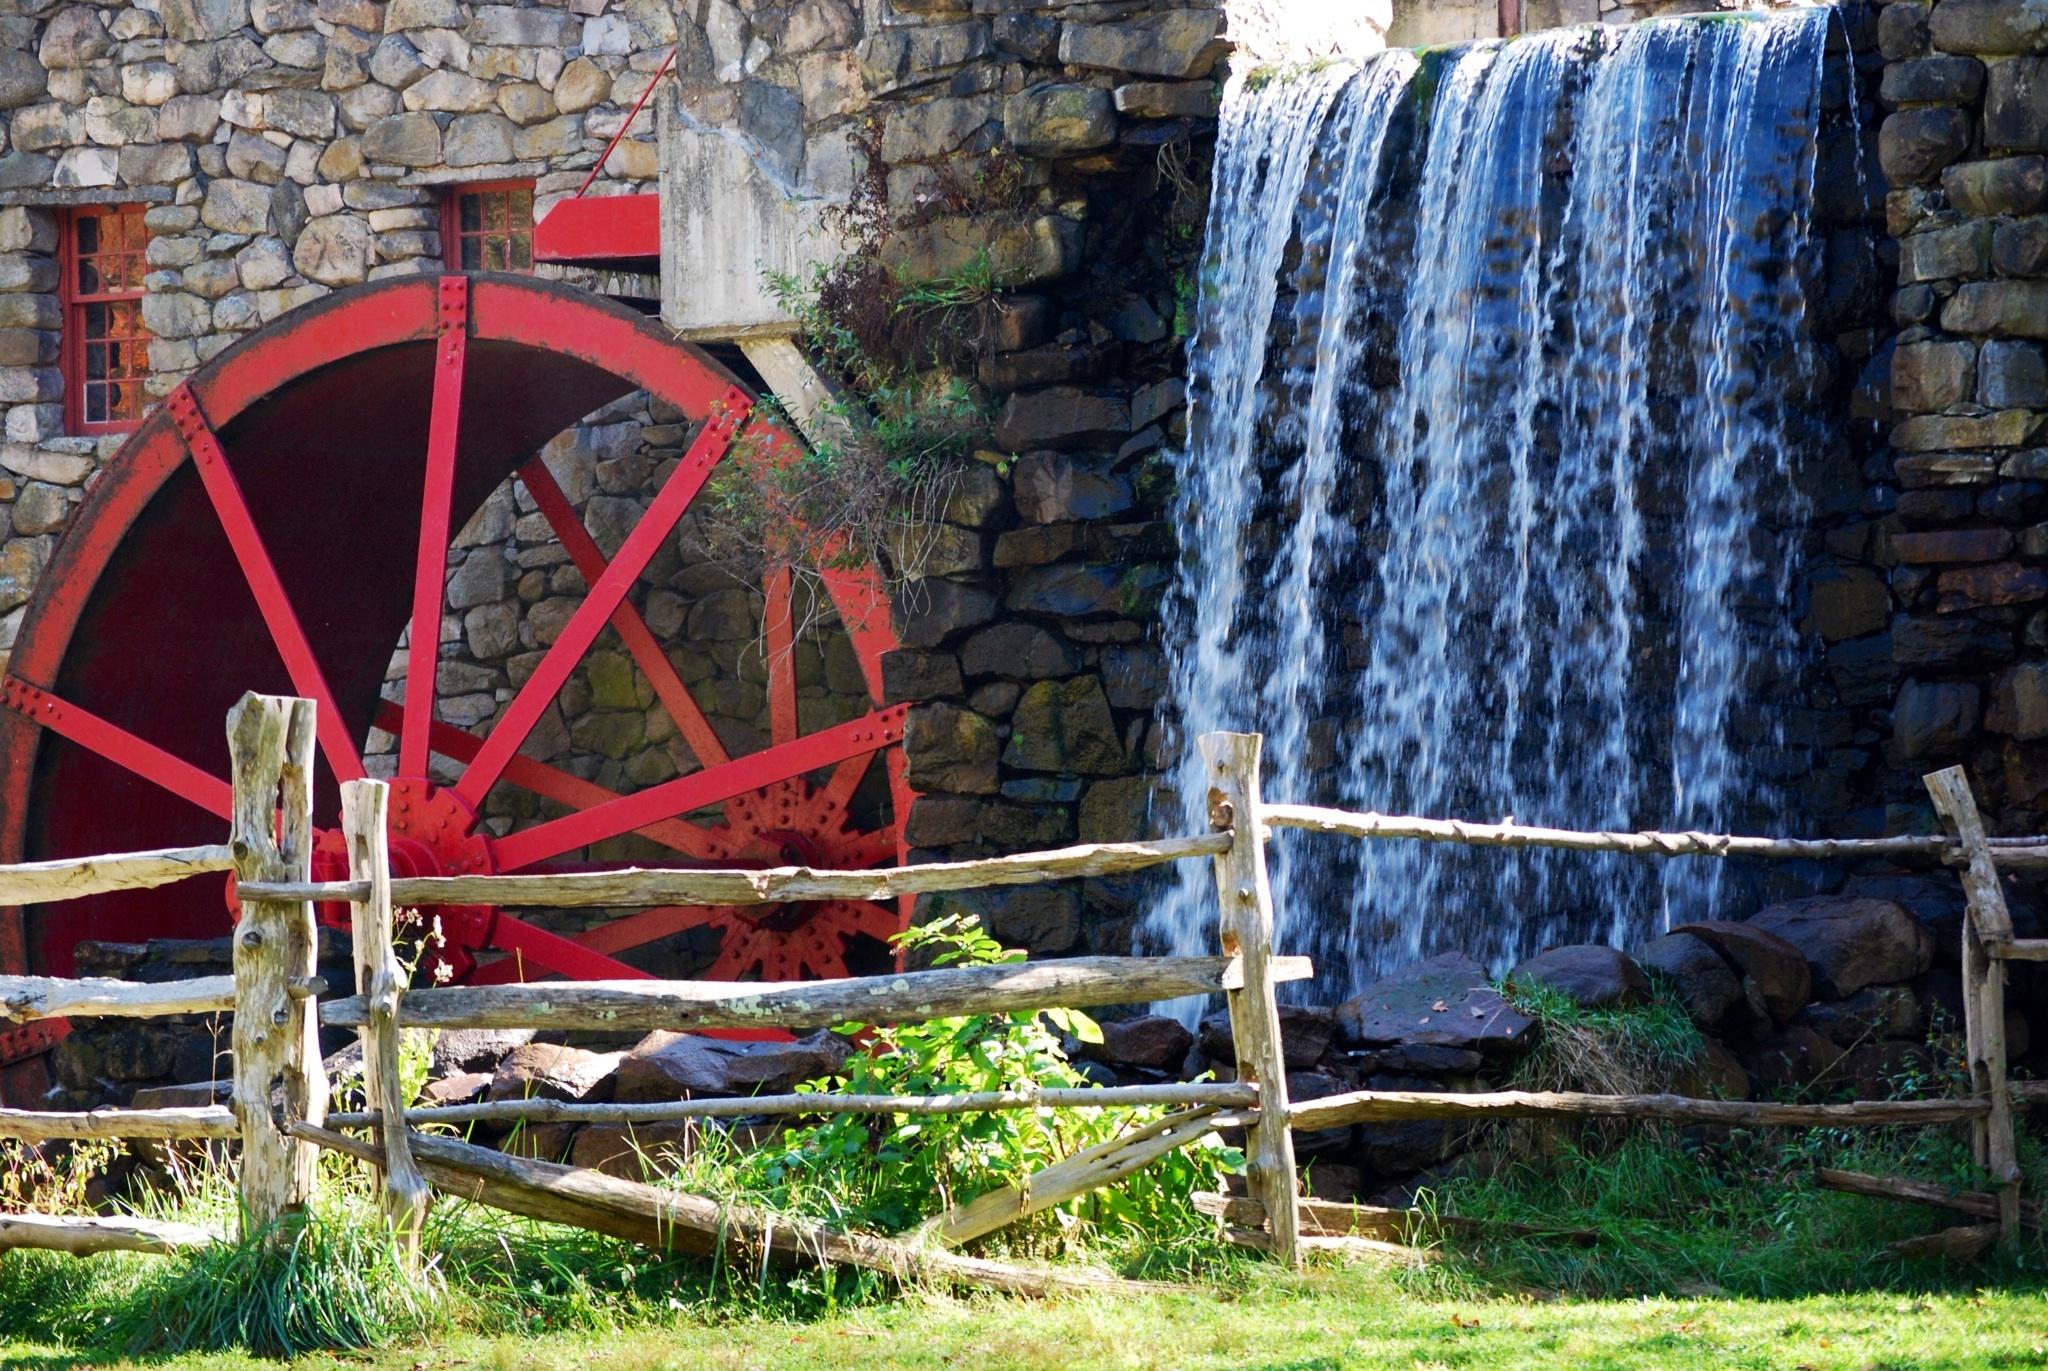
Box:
1153;9;1841;1005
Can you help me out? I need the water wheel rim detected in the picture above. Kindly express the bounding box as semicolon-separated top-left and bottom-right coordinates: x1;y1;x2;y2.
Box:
0;273;914;989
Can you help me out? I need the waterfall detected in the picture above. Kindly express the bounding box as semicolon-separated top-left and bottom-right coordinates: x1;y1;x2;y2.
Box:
1154;9;1845;1004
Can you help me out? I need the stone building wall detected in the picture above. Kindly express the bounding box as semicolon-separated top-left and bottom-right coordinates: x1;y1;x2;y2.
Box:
1869;0;2048;838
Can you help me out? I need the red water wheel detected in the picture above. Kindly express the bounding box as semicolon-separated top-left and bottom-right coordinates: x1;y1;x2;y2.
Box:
0;273;916;1089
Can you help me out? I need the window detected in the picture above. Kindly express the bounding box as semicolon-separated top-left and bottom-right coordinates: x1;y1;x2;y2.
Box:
442;182;536;272
59;205;152;435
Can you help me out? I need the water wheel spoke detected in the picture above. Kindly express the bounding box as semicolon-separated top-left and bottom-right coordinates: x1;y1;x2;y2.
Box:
468;910;656;983
813;754;873;829
0;678;233;820
167;385;365;783
489;704;907;872
576;904;743;956
835;828;900;871
374;700;730;861
701;927;764;982
764;564;799;748
400;277;470;778
518;455;731;771
452;388;753;812
815;555;894;703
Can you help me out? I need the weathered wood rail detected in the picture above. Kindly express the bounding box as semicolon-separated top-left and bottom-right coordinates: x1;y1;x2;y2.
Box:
0;694;2037;1277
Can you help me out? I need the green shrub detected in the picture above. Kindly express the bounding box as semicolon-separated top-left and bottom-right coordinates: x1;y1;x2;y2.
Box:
725;916;1240;1268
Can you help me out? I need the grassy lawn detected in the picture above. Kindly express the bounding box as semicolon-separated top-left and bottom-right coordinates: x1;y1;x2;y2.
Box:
2;1266;2046;1371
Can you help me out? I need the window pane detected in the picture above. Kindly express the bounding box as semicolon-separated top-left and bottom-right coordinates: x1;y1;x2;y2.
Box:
459;194;482;233
77;258;101;295
511;188;533;222
460;236;481;269
84;303;110;338
75;215;99;255
511;234;532;270
85;385;106;424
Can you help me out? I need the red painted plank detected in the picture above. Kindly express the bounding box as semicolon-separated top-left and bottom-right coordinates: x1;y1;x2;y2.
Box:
402;277;470;778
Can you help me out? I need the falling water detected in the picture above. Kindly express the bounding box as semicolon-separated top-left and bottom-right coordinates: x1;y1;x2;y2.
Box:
1154;9;1847;1003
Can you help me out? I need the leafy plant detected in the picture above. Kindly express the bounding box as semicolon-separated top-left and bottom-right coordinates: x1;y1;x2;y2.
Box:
729;916;1240;1263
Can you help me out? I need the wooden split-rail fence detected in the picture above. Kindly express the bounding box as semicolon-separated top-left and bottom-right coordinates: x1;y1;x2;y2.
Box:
0;692;2042;1281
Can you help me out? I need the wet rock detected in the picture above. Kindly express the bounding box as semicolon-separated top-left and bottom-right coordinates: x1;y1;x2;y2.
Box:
962;622;1081;680
1346;1043;1484;1077
1935;561;2048;611
486;1043;621;1104
893;578;998;648
1944;156;2048;215
881;649;963;703
1754;1026;1845;1093
1804;564;1890;640
1878;106;1970;184
1991;56;2048;151
1891;678;1981;758
1003;83;1115;156
993;388;1129;450
1843;871;1968;946
1891;339;1976;412
1882;55;1985;106
1879;2;1929;60
1059;11;1223;79
1930;0;2048;53
1336;954;1537;1056
1200;1004;1337;1071
1988;661;2048;738
1510;945;1651;1009
920;884;1082;956
1748;896;1933;999
1005;562;1167;618
1671;922;1811;1027
1004;677;1126;774
1639;930;1746;1035
904;702;1000;794
614;1031;851;1102
1673;1038;1752;1101
1012;451;1135;523
1079;1015;1193;1073
1286;1071;1354;1155
1796;985;1923;1047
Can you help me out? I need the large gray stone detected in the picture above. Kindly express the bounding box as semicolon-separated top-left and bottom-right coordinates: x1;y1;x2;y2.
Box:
1893;678;1981;758
486;1042;621;1104
904;702;1000;793
1980;339;2048;407
1058;10;1223;79
1881;55;1985;106
1944;156;2048;215
292;214;374;286
1638;931;1746;1036
1013;451;1134;523
0;49;45;110
614;1030;850;1101
1930;0;2048;55
1891;338;1976;412
1003;676;1125;774
1670;921;1811;1028
38;7;111;67
1880;106;1971;182
1003;84;1116;157
1510;944;1650;1009
961;622;1080;680
1336;953;1537;1055
200;178;272;234
1988;660;2048;738
1079;1015;1193;1073
362;110;442;166
1748;896;1933;1000
1988;54;2048;151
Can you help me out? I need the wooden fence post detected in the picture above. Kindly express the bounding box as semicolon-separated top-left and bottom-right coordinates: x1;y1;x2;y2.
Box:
1925;765;2021;1248
228;693;329;1234
1198;731;1301;1267
341;778;430;1267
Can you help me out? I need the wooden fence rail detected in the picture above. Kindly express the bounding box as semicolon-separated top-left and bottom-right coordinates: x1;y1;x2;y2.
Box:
0;695;2040;1275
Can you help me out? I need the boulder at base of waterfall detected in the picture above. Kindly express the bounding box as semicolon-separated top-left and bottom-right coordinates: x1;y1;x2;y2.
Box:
1198;1004;1337;1070
1509;944;1652;1009
613;1030;852;1102
1638;930;1747;1035
1078;1015;1194;1073
1747;895;1934;999
1670;921;1812;1028
486;1043;621;1104
1335;954;1537;1057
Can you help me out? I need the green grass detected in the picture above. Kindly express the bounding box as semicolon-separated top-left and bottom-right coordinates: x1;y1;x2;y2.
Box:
4;1268;2048;1370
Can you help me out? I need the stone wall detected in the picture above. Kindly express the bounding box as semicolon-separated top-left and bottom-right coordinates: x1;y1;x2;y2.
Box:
1385;0;1822;48
1870;0;2048;835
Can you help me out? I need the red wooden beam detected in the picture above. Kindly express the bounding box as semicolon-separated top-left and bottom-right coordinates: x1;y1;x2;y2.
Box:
490;704;907;872
1;677;232;820
167;385;364;784
518;456;732;769
452;390;752;812
401;277;470;778
531;194;661;269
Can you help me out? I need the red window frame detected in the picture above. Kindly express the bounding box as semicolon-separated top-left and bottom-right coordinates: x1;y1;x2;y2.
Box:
58;204;154;437
441;181;537;273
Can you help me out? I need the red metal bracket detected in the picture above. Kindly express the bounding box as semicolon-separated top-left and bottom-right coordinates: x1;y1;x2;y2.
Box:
0;1019;65;1070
